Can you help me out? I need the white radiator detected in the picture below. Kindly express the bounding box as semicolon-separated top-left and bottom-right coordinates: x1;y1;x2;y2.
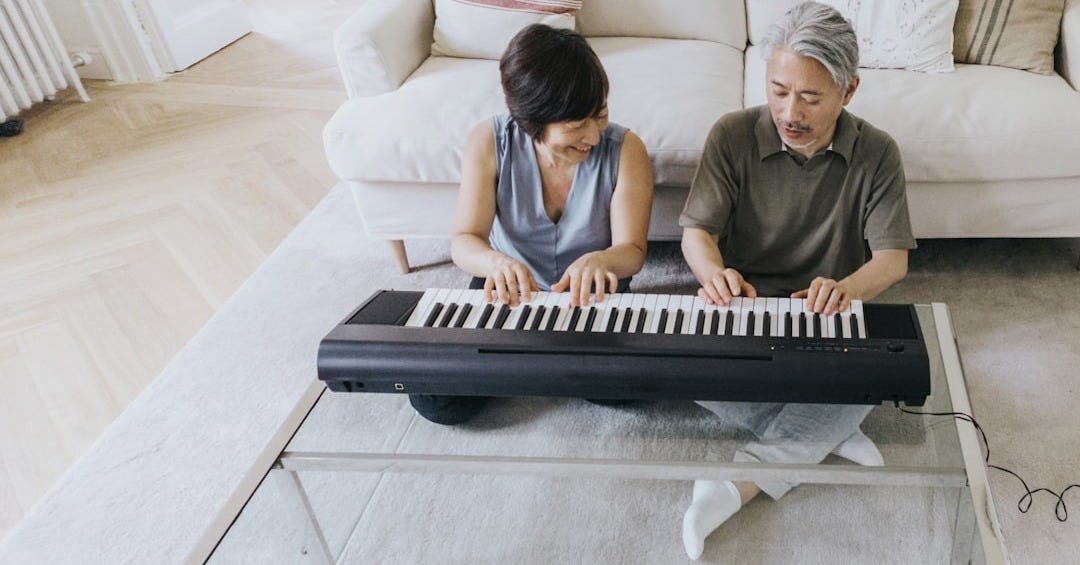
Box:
0;0;89;121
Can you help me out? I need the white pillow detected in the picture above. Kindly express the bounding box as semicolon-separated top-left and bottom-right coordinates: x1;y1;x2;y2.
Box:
821;0;958;73
432;0;580;60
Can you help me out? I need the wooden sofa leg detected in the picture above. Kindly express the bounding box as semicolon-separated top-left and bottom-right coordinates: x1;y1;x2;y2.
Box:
388;240;410;274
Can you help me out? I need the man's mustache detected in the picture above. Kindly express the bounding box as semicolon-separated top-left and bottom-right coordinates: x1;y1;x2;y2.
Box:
778;120;811;132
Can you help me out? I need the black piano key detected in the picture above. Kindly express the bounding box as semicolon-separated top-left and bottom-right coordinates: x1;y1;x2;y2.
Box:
657;310;668;334
746;311;756;335
583;307;598;332
545;306;561;331
567;307;582;331
695;311;705;334
620;307;633;332
494;304;511;329
673;310;685;334
850;313;859;338
799;312;808;336
438;303;458;328
762;312;771;337
834;313;843;338
814;313;825;337
724;311;734;335
783;312;791;336
710;310;719;335
423;302;444;327
635;308;647;333
453;303;473;328
530;305;547;330
605;308;618;332
477;303;494;328
515;305;532;330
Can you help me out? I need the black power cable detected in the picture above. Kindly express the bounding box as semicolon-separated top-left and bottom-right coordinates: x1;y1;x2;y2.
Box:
896;404;1079;522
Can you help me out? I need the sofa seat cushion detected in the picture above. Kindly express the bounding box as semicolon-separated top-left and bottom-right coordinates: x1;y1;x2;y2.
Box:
745;45;1080;182
324;37;743;187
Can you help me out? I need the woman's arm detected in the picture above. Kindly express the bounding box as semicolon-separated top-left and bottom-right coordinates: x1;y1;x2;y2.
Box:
551;131;653;305
450;120;538;304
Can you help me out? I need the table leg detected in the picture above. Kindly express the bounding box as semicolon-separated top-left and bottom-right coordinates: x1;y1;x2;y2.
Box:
272;468;335;564
950;486;978;564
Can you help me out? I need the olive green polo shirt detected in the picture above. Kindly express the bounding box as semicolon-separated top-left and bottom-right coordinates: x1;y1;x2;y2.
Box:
679;105;916;297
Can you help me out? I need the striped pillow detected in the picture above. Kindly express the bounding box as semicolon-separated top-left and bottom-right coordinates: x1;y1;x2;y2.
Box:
953;0;1066;74
432;0;584;60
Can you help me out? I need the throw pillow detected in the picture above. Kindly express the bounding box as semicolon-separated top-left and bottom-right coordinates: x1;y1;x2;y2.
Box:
953;0;1065;75
820;0;958;73
432;0;581;60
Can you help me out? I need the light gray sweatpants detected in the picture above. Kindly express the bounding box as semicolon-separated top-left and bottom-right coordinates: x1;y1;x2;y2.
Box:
696;400;874;500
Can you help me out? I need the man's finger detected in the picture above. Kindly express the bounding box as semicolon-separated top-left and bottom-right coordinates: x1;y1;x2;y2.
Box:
744;281;758;299
791;289;808;299
607;272;619;295
724;271;742;297
484;277;496;303
593;272;606;303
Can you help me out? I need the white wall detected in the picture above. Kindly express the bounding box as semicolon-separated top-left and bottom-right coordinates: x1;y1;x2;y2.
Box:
41;0;113;79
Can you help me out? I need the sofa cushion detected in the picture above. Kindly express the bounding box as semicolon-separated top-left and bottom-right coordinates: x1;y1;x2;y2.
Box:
578;0;746;51
953;0;1066;75
749;0;957;72
745;45;1080;182
324;37;744;187
431;0;578;60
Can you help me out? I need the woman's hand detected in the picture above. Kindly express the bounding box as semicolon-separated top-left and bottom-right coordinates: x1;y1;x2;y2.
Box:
550;251;619;306
484;256;539;306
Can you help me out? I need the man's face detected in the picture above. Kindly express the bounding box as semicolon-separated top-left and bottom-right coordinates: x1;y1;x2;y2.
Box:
765;46;858;159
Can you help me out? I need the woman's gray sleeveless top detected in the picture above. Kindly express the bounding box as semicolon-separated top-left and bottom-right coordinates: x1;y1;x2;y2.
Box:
488;114;628;289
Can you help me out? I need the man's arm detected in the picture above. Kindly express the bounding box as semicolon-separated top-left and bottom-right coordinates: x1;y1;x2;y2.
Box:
682;227;757;305
794;248;908;315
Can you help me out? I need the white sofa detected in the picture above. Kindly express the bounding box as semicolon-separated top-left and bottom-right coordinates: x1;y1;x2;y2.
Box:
324;0;1080;272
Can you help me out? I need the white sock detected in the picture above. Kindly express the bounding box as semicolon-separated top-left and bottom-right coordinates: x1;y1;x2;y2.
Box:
682;480;742;560
831;428;884;467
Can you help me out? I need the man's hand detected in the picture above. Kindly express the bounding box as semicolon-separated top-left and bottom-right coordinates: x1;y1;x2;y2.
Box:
698;267;757;305
791;277;857;316
550;251;619;306
484;257;538;305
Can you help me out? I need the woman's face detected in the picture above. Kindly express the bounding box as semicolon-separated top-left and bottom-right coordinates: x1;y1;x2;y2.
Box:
537;106;609;165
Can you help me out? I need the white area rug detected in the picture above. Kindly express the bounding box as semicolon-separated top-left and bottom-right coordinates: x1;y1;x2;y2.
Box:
4;182;1076;564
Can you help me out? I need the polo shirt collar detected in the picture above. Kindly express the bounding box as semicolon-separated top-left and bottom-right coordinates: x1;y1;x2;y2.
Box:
754;105;856;162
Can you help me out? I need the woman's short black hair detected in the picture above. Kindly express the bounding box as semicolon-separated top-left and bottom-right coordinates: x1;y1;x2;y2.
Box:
499;24;609;140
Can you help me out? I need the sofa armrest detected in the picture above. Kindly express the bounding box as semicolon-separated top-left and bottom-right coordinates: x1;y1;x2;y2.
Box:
1058;0;1080;90
333;0;435;98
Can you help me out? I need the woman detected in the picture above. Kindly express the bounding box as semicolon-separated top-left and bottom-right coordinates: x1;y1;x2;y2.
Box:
410;24;654;425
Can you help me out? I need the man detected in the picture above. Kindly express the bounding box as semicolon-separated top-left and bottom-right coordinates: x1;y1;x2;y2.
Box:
677;2;916;560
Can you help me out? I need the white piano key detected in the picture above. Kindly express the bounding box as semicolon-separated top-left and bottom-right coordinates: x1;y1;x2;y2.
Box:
789;298;802;338
591;297;614;332
642;294;660;333
551;293;573;331
436;289;465;326
766;297;779;336
626;293;646;333
715;302;729;336
752;298;766;337
840;306;853;339
803;302;815;338
777;298;790;337
679;295;695;334
690;296;708;335
405;288;440;327
537;292;560;330
851;300;866;339
732;297;747;336
460;289;487;328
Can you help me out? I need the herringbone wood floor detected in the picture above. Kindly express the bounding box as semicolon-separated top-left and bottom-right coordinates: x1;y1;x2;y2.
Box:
0;0;365;537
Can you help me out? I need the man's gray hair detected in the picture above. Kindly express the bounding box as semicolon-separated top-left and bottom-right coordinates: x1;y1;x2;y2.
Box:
761;2;859;89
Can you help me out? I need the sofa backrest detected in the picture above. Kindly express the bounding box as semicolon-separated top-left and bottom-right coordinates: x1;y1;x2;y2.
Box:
577;0;747;51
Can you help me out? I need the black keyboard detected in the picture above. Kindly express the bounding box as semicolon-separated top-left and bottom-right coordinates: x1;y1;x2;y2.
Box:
317;289;930;405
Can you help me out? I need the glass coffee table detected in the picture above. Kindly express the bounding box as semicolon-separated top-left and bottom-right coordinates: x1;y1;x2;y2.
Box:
209;304;1008;563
